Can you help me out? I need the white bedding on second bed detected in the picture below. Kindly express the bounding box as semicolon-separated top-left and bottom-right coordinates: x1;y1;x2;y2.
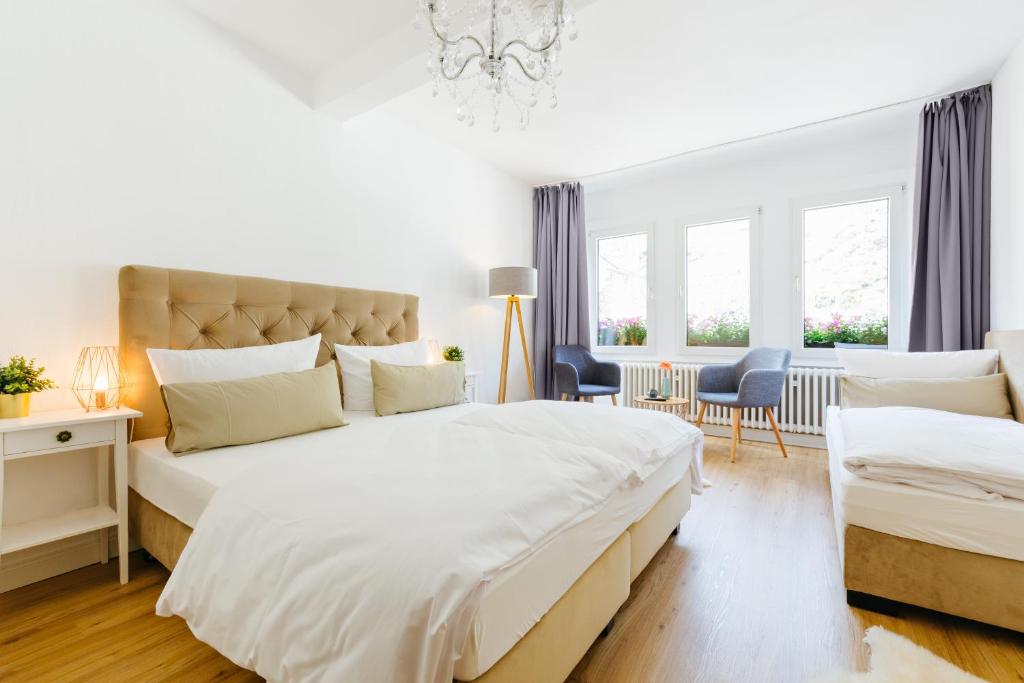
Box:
130;403;697;680
825;406;1024;563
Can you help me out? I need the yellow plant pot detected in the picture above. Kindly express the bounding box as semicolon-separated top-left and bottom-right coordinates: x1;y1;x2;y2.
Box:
0;393;31;419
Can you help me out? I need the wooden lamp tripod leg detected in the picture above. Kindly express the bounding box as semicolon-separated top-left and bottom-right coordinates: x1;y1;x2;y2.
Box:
513;296;536;400
497;297;513;404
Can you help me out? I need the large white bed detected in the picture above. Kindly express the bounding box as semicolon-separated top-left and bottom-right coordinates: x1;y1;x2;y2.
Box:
119;264;705;681
825;405;1024;564
129;403;696;680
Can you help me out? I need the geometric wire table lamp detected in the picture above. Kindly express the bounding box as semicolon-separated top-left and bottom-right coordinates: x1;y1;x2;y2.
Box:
71;346;126;411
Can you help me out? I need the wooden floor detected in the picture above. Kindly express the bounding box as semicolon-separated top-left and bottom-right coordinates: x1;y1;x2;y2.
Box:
2;437;1023;682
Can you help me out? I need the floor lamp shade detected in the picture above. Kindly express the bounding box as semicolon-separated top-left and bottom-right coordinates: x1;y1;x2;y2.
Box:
489;267;537;403
489;267;537;299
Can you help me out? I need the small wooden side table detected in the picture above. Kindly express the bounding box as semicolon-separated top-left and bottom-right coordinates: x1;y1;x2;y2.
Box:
633;396;690;419
0;407;141;584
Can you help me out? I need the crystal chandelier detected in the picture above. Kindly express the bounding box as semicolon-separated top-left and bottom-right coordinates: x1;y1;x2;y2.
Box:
415;0;577;131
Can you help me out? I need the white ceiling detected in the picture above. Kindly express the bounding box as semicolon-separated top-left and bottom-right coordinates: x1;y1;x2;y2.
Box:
183;0;410;74
183;0;1024;184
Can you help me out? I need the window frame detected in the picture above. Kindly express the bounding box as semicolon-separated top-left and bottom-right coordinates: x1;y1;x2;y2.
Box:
587;223;656;355
675;207;761;357
791;185;906;360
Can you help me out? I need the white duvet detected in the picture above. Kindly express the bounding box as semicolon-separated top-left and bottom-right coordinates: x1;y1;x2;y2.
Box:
156;401;702;683
455;400;704;485
840;407;1024;501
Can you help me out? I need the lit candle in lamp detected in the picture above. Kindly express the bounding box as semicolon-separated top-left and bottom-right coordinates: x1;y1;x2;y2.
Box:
93;374;109;410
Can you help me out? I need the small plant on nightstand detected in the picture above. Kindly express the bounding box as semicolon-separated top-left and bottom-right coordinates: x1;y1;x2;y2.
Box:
442;345;465;362
0;356;57;418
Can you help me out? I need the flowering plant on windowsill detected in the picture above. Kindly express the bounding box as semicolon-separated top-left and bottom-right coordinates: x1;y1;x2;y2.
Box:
803;314;887;348
686;312;749;348
597;317;648;346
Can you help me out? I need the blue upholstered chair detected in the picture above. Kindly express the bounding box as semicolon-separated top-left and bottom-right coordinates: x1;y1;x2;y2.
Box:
553;345;621;404
695;347;792;462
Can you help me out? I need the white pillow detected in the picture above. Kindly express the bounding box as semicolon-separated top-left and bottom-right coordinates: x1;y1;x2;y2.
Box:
147;334;321;385
335;339;431;411
836;348;999;379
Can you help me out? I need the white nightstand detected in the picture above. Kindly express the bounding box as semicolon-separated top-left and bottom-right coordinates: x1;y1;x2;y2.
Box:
0;407;141;584
465;371;480;403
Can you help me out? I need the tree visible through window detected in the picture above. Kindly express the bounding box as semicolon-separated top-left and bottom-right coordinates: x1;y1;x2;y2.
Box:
596;231;648;346
685;218;751;347
803;198;889;348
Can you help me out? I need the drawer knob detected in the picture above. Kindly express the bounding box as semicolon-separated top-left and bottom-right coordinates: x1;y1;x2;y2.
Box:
56;430;72;443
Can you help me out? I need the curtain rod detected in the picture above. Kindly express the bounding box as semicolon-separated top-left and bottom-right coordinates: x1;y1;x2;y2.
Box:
541;81;991;188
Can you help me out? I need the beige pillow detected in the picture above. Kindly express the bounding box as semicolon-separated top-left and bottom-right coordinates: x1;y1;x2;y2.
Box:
162;363;346;454
840;373;1013;419
371;360;465;417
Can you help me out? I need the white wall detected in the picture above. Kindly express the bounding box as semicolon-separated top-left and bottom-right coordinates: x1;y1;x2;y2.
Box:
0;0;531;587
585;106;918;365
992;38;1024;330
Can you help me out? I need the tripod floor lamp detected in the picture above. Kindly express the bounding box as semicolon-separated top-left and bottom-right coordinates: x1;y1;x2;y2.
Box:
489;266;537;403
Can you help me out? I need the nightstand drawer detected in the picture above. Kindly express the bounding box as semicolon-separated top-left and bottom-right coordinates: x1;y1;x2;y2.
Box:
4;420;115;456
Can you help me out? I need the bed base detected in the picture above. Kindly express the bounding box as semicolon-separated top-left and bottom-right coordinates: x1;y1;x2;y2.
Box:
844;524;1024;632
600;618;615;638
130;475;692;682
845;590;901;617
128;489;192;571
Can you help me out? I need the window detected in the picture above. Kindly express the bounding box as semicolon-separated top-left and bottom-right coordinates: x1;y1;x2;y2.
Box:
801;197;890;349
683;217;751;348
594;229;650;347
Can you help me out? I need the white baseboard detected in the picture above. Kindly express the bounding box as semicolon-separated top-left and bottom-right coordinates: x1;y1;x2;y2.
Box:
700;424;826;450
0;532;101;593
0;527;134;593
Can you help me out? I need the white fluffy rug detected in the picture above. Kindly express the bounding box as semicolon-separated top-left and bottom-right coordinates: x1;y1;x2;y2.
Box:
815;626;986;682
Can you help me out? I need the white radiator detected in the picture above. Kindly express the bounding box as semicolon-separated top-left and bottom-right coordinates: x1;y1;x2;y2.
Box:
621;362;841;436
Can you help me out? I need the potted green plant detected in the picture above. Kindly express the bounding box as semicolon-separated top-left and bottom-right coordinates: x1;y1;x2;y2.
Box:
0;356;57;418
442;345;465;363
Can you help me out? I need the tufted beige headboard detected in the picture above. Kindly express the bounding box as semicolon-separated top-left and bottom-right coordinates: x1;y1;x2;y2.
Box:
985;330;1024;423
119;265;419;441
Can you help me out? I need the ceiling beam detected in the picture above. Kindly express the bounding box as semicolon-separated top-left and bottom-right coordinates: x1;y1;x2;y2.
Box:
313;23;423;120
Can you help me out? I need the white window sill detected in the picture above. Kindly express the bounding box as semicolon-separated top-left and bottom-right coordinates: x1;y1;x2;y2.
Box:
591;349;843;369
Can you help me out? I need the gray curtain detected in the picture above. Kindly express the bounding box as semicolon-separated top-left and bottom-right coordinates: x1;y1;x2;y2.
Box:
533;182;589;399
908;85;991;351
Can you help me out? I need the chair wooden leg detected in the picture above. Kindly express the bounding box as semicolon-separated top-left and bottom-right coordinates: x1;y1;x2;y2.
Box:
730;408;741;463
765;407;788;458
694;402;706;428
611;394;618;406
561;393;568;401
585;396;594;403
